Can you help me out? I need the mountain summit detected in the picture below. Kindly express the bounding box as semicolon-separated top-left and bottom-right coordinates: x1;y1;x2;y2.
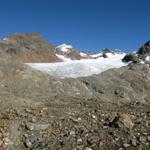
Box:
0;33;126;63
0;33;60;62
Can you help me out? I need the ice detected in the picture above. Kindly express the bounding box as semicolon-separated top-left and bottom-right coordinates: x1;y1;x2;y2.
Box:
26;53;127;79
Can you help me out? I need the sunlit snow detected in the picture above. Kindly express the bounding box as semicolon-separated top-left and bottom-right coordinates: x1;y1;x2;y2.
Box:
80;52;88;57
26;53;127;79
56;43;73;53
56;54;71;61
90;53;102;58
146;55;150;62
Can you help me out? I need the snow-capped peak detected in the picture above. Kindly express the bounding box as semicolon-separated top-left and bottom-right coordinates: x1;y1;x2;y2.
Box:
3;37;8;41
56;43;73;53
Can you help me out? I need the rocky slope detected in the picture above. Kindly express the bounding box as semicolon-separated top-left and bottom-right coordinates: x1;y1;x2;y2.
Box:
122;40;150;65
0;34;149;149
0;57;149;149
0;33;60;62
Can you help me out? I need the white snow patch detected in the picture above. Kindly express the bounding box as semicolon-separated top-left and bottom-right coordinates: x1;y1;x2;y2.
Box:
2;38;8;41
56;44;73;53
140;61;145;64
146;56;150;62
26;53;126;79
90;53;102;58
80;52;88;57
56;54;71;61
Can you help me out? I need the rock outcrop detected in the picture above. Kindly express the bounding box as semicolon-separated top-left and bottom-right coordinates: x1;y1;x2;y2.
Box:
0;33;60;62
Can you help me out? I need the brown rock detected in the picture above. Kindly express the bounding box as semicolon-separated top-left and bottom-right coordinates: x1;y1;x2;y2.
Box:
110;113;134;129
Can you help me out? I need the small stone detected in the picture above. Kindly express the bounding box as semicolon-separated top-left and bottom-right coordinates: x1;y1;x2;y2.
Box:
26;123;34;131
77;138;82;143
31;118;36;123
78;118;82;121
70;131;75;135
123;143;130;148
25;108;32;113
84;147;93;150
25;123;49;131
29;134;44;143
131;138;137;146
92;115;97;119
145;121;149;127
147;135;150;141
147;112;150;117
139;136;147;142
103;125;109;129
76;145;84;150
25;139;32;148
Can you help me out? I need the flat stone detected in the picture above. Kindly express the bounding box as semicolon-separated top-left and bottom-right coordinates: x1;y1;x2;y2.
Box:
84;147;93;150
70;131;75;135
123;143;130;148
139;136;147;142
26;122;49;131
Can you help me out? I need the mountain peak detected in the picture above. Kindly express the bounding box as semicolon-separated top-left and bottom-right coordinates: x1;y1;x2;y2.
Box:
55;43;74;53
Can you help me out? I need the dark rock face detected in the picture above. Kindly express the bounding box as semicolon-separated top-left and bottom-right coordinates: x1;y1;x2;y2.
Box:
122;40;150;64
122;54;135;62
122;54;140;63
101;48;112;54
138;40;150;56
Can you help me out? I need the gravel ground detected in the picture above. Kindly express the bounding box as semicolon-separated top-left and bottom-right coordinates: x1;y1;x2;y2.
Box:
0;60;149;150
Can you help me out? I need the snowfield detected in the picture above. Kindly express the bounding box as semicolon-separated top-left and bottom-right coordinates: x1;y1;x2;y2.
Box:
26;53;127;78
56;54;71;61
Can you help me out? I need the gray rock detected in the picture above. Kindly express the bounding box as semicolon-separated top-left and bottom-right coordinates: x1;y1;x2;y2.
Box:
25;122;34;130
25;139;32;148
84;147;93;150
29;134;44;143
123;143;130;148
131;138;137;146
70;131;75;135
77;138;82;143
25;134;44;148
26;122;49;131
147;135;150;141
139;136;147;142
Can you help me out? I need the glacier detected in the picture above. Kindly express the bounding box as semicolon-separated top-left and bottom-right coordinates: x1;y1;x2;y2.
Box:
26;53;127;79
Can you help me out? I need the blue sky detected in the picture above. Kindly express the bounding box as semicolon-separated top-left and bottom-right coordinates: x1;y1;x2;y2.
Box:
0;0;150;52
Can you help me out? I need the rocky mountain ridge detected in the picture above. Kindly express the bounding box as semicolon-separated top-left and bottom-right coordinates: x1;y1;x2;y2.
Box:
0;33;126;63
0;33;60;62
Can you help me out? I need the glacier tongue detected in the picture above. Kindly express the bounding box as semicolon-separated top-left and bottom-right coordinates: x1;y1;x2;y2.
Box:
26;53;127;79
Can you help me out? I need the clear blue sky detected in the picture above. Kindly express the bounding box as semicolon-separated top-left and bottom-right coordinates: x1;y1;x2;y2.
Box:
0;0;150;52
